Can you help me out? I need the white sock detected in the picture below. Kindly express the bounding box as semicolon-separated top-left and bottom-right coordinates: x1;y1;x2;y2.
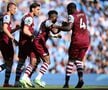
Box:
36;72;43;80
0;67;2;71
23;73;28;78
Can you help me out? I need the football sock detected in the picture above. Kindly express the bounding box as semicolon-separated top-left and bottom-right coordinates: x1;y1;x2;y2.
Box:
15;62;24;82
0;64;6;72
36;72;43;80
65;61;74;85
4;67;11;84
65;75;70;86
77;68;83;81
75;60;84;88
75;60;83;81
25;64;34;77
36;62;49;80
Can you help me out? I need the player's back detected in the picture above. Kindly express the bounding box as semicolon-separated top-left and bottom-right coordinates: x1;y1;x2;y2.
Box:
71;11;90;48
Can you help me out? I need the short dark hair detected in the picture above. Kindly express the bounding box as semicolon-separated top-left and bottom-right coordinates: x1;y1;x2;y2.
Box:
67;2;76;10
30;3;40;12
7;2;16;11
48;10;58;17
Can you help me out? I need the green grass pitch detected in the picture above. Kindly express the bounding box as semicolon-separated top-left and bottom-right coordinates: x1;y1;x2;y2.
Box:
0;85;108;89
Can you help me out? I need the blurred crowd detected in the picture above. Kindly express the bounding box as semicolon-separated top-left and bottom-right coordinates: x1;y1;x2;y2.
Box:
0;0;108;74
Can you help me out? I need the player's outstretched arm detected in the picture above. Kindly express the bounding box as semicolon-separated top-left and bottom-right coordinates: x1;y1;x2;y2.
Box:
53;22;72;32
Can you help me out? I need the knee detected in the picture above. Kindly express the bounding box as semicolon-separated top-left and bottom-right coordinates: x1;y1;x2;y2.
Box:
44;59;50;65
30;58;37;67
43;56;50;65
46;60;50;65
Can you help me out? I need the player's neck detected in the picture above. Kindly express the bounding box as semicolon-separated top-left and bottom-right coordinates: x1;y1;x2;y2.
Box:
7;11;11;16
29;12;34;18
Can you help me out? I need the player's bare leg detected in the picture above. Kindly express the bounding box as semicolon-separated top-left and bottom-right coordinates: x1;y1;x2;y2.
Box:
63;60;74;88
75;60;84;88
33;55;50;88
